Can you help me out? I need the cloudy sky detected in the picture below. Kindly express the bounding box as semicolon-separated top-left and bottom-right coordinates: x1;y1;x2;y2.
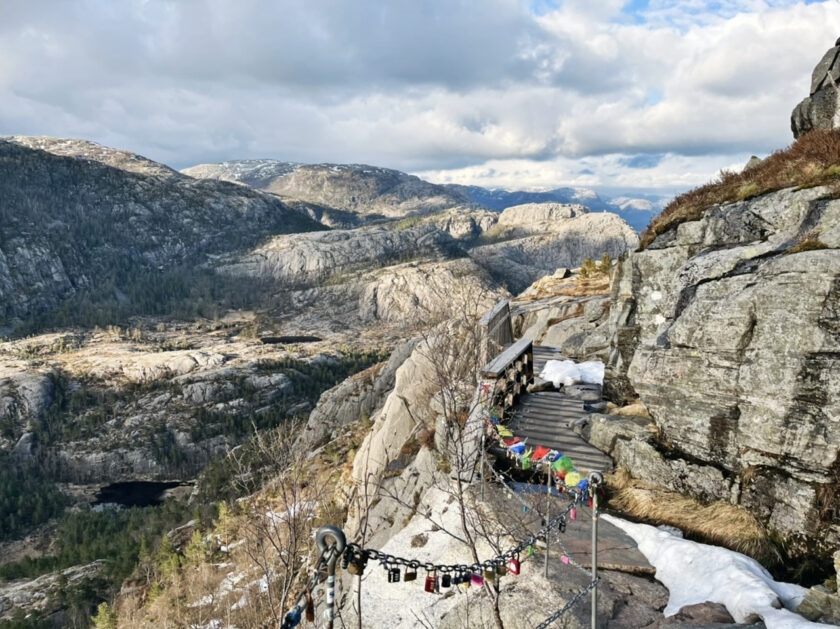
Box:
1;0;838;196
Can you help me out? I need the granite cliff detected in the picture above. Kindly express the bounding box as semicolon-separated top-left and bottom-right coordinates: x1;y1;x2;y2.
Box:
606;156;840;562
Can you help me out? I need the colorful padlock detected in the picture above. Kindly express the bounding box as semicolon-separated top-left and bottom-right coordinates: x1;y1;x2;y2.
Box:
425;570;438;593
508;555;521;575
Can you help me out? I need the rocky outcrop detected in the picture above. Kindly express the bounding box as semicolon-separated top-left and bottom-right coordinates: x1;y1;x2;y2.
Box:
607;184;840;558
471;212;639;293
428;207;499;240
0;560;106;623
514;293;613;360
301;339;418;447
792;39;840;138
496;202;588;229
219;224;463;285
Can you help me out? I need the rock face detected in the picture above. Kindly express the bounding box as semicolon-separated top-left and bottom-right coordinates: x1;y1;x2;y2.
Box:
471;211;639;293
792;39;840;138
608;184;840;558
219;224;463;284
496;201;588;227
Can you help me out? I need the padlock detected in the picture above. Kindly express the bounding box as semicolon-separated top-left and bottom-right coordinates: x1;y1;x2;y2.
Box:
558;515;566;533
441;573;452;588
388;566;400;583
459;572;471;589
561;555;570;565
570;506;577;521
496;561;507;577
347;552;367;576
483;565;496;581
471;572;484;587
508;555;521;575
424;570;438;593
404;566;418;582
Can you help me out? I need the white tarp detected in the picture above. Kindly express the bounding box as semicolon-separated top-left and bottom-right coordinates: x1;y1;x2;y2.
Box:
539;359;604;387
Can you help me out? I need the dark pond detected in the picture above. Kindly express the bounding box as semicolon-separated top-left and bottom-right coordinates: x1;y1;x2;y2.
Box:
260;335;322;344
94;481;184;507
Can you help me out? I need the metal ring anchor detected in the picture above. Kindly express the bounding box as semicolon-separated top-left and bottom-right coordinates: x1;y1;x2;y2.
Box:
315;526;346;629
588;471;604;486
316;525;347;556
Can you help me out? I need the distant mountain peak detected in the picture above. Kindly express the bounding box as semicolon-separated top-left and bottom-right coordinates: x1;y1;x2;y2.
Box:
2;135;181;179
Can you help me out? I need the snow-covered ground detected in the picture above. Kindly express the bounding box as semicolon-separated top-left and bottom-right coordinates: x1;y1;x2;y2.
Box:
604;514;838;629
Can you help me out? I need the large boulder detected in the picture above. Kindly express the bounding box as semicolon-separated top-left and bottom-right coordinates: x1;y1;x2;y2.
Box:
608;185;840;559
792;38;840;138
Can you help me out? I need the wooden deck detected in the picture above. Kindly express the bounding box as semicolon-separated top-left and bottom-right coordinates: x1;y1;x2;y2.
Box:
506;345;613;474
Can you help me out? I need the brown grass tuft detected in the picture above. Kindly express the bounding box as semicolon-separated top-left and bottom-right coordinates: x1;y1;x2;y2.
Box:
605;468;781;567
785;228;829;255
640;129;840;249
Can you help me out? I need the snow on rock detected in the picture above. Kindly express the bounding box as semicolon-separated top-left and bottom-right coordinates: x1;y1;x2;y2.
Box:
539;359;604;387
345;484;499;627
604;514;837;629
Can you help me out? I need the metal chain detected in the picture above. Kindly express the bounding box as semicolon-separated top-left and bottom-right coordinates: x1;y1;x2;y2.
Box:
533;578;600;629
342;497;581;575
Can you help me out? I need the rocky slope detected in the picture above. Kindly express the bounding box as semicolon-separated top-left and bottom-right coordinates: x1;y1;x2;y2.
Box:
0;137;323;333
0;320;388;483
183;160;473;220
607;182;840;561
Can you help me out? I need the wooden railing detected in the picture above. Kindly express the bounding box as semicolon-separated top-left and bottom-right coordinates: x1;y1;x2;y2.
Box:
479;299;513;365
481;337;533;420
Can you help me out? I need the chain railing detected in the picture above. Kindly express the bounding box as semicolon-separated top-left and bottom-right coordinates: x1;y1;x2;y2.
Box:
282;472;603;629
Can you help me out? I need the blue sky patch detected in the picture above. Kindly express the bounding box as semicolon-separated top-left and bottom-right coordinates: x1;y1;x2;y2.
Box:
529;0;560;17
618;154;665;169
621;0;650;24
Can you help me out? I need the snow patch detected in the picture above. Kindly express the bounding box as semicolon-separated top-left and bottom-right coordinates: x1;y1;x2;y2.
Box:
603;515;836;629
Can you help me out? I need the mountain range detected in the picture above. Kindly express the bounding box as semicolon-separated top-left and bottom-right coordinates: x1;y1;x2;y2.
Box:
183;159;663;231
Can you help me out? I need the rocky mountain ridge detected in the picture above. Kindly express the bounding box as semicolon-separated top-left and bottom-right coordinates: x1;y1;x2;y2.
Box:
183;159;474;220
183;159;663;231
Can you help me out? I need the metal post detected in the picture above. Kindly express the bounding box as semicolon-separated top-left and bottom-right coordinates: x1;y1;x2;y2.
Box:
588;472;603;629
544;465;551;578
315;526;346;629
481;434;486;500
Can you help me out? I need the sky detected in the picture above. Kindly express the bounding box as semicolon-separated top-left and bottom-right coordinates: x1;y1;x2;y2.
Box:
1;0;838;197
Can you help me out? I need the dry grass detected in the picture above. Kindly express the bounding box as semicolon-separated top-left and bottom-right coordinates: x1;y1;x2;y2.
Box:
785;228;829;254
605;468;781;567
640;129;840;249
609;401;653;419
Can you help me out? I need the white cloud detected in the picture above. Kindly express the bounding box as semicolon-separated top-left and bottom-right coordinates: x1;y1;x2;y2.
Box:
0;0;838;192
